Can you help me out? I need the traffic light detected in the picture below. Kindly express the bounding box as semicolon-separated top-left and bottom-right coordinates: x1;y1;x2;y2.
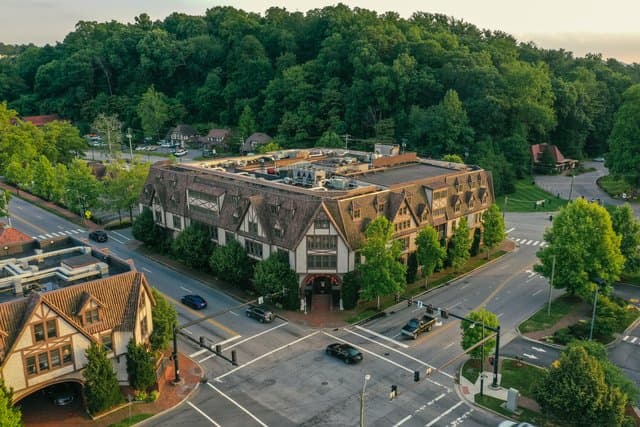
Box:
414;371;420;382
215;344;222;355
440;309;448;319
199;336;205;347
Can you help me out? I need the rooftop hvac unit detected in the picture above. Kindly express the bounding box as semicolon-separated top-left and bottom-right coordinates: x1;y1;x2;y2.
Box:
327;178;347;190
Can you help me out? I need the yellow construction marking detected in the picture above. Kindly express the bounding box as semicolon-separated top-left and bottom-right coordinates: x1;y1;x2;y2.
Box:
163;293;238;337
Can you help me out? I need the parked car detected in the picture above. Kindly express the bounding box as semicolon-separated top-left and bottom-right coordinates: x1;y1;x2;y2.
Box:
88;230;108;243
173;148;188;157
498;422;536;427
181;294;207;310
325;343;363;364
593;157;605;162
246;305;275;323
47;385;75;406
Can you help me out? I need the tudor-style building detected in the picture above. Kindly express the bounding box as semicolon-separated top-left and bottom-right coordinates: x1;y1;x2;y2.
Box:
139;147;494;311
0;271;155;402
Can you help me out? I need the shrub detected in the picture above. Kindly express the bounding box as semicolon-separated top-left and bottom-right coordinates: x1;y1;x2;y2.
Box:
147;391;159;402
134;390;147;401
341;271;361;310
552;327;575;345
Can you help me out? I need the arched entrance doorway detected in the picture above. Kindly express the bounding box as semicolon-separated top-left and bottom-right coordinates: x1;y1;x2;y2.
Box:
303;274;341;312
16;380;86;424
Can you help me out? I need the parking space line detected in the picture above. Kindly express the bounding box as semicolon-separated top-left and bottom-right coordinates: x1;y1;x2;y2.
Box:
207;382;268;426
354;325;409;349
187;401;221;426
216;331;319;380
225;322;288;350
190;348;208;358
426;401;464;427
343;329;453;380
199;354;216;363
393;414;412;426
217;335;242;346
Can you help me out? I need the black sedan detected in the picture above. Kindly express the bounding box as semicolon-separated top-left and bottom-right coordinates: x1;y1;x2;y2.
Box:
181;294;207;310
325;343;363;364
88;230;108;242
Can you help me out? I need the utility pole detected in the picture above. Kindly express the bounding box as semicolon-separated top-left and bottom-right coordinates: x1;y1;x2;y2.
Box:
126;128;134;161
342;134;350;150
547;255;556;316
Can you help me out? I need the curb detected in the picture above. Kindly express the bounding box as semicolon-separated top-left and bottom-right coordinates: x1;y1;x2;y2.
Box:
135;353;204;427
355;246;516;327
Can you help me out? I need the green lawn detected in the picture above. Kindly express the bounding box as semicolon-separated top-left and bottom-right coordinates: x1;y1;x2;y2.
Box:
500;359;544;396
108;413;153;427
474;395;547;426
497;180;569;212
597;175;632;198
518;294;582;333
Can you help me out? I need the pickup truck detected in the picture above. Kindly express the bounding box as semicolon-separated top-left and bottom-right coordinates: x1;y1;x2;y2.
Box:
401;314;437;339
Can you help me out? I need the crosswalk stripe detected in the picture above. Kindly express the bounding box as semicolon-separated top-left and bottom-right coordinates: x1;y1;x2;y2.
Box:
75;228;84;233
44;233;53;238
631;337;637;344
623;335;630;341
37;235;46;239
63;230;73;235
71;229;80;234
533;241;539;246
526;240;533;245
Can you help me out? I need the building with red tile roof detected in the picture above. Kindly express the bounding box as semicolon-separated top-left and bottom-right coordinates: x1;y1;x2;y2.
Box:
21;114;60;127
530;143;578;173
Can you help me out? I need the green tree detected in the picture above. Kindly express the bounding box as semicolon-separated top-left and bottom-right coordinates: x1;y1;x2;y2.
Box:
442;154;464;164
126;339;156;391
237;105;256;143
448;217;472;272
42;120;85;165
4;155;32;193
606;84;640;190
611;203;640;272
535;198;624;295
171;223;214;269
460;308;499;358
253;253;297;309
359;216;407;309
209;238;252;287
31;155;57;200
422;89;474;158
481;204;505;259
256;140;281;154
149;288;177;352
535;345;627;426
0;379;21;427
315;131;344;148
537;144;557;174
415;225;446;287
92;113;122;158
138;86;170;140
132;208;165;248
64;159;101;215
0;190;11;221
83;343;123;414
103;160;150;224
341;270;361;310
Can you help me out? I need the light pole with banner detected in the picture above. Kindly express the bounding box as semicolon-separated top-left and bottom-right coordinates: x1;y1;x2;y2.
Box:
360;374;371;427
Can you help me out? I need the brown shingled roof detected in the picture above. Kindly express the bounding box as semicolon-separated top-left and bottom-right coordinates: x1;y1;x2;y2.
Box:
0;272;152;365
0;226;33;246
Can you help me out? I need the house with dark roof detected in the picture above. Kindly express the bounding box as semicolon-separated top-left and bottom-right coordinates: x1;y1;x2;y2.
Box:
530;143;578;173
240;132;272;154
139;147;494;312
199;128;232;151
166;125;198;148
0;236;154;403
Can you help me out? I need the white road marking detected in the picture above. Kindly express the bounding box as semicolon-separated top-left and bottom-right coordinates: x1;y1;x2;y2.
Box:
207;383;268;427
531;346;547;353
183;329;193;335
229;310;239;316
180;286;192;293
506;227;515;233
355;325;409;349
532;289;544;296
623;335;629;341
522;353;538;360
190;349;208;358
444;343;455;349
513;238;521;243
44;233;53;238
533;241;540;246
142;267;152;273
216;331;319;380
525;240;533;245
345;329;452;379
226;322;288;349
187;401;221;426
217;335;242;346
199;354;217;363
112;231;130;240
70;229;80;234
393;415;413;426
540;242;547;247
49;232;60;236
426;401;464;427
631;337;638;344
497;313;504;318
37;235;45;239
428;393;446;405
109;234;125;244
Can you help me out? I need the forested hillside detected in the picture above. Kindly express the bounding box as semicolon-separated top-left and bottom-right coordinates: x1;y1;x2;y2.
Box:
1;5;639;194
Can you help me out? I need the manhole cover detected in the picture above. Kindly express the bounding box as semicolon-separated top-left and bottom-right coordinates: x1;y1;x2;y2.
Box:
262;378;276;387
322;381;328;386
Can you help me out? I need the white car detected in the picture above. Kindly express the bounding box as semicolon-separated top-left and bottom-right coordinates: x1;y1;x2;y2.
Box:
173;149;188;157
498;422;536;427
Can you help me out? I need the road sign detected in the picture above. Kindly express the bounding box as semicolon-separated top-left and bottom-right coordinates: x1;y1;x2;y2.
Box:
84;210;92;219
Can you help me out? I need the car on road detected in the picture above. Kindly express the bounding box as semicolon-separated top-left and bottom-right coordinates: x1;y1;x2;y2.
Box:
246;305;275;323
325;343;363;364
173;148;188;157
88;230;108;243
593;156;605;162
498;422;536;427
181;294;207;310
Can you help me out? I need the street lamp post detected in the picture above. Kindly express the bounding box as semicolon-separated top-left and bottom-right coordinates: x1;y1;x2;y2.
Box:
480;309;485;397
360;374;371;427
547;255;556;316
589;278;606;341
126;128;134;161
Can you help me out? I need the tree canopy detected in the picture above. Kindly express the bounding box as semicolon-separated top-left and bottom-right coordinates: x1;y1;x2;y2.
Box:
1;7;638;195
83;343;123;414
0;379;21;427
460;308;499;359
415;225;446;285
535;198;624;295
481;204;505;258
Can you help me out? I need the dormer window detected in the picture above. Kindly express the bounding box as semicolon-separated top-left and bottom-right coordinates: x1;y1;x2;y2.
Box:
85;308;99;324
